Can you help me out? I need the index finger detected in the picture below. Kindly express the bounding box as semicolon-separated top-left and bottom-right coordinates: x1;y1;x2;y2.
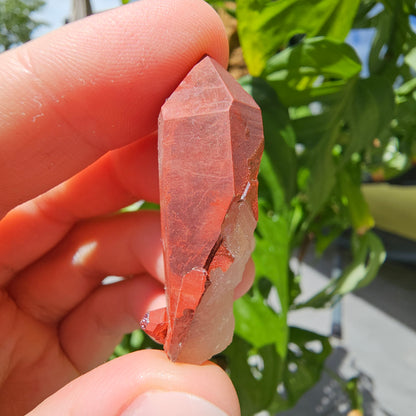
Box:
0;0;228;217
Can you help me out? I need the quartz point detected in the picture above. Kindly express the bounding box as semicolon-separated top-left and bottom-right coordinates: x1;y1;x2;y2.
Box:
140;56;264;364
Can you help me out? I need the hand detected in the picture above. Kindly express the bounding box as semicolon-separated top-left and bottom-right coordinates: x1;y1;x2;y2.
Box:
0;1;241;414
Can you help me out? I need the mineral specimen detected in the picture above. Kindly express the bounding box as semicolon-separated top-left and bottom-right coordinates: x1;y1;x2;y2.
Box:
140;56;264;364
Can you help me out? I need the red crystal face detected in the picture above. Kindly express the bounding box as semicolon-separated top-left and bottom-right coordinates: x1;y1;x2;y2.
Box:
140;56;264;364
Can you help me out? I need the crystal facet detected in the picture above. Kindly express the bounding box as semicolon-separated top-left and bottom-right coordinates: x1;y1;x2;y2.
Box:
141;56;264;364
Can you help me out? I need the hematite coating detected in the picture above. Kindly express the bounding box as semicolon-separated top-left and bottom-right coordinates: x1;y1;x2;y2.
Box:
140;56;264;364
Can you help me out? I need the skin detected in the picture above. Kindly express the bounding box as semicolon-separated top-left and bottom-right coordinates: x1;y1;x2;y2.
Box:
0;0;252;414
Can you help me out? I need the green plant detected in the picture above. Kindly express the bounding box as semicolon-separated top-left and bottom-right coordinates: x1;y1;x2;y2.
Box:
0;0;45;52
225;1;415;413
117;0;416;414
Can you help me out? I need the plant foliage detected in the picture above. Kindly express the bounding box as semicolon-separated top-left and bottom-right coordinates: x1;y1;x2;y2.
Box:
203;0;415;413
0;0;45;52
218;0;415;413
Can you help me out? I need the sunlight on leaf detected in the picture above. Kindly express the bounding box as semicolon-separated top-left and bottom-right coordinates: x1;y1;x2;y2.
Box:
236;0;360;75
296;231;386;308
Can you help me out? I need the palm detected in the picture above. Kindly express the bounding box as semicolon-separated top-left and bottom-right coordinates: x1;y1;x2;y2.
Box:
0;294;78;413
0;197;165;414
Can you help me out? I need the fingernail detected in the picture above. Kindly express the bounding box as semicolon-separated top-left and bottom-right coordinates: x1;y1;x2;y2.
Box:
121;390;230;416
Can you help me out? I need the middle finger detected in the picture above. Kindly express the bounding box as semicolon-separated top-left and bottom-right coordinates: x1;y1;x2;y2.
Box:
7;210;163;324
0;132;158;287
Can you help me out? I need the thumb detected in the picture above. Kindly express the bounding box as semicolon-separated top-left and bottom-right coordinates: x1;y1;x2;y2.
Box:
27;350;240;416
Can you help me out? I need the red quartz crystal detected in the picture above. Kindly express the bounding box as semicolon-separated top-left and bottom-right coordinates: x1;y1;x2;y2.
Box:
140;56;264;364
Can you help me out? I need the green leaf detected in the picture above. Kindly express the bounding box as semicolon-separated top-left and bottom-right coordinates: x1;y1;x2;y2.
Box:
288;269;302;305
225;336;283;416
234;294;287;356
368;10;393;76
254;205;291;318
227;327;331;415
0;0;46;51
307;185;351;256
339;164;375;234
248;204;291;358
266;47;392;221
365;2;416;82
294;75;392;225
284;327;332;403
236;0;360;75
341;232;386;292
396;78;416;96
345;377;364;412
240;76;297;204
255;40;362;221
297;231;386;308
120;200;160;213
291;111;335;149
258;152;286;213
305;136;338;218
110;330;162;360
319;0;361;39
269;327;332;412
404;46;416;71
325;367;364;412
342;77;395;162
262;37;362;107
204;0;233;8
